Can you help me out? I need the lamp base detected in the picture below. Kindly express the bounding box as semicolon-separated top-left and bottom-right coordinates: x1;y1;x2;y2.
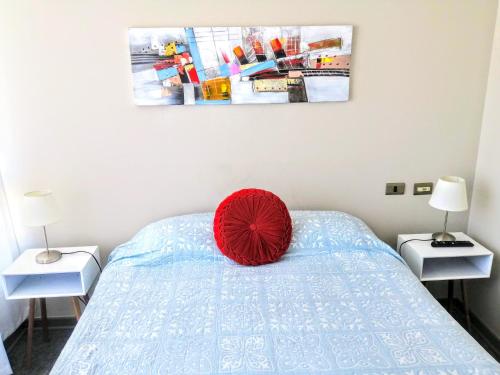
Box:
36;250;62;264
432;232;456;241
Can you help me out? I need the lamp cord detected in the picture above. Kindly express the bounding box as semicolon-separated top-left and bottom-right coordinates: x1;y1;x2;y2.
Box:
397;238;434;255
60;250;102;273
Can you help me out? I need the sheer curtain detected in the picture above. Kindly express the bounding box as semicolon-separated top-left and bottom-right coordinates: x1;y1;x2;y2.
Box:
0;174;26;375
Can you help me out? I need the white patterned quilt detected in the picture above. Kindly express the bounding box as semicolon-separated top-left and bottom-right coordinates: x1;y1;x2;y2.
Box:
50;211;499;374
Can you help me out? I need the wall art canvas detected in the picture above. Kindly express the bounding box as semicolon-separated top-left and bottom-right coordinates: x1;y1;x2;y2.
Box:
128;26;352;105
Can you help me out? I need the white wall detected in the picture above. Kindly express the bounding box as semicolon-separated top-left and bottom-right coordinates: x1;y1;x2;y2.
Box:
0;0;497;317
468;7;500;338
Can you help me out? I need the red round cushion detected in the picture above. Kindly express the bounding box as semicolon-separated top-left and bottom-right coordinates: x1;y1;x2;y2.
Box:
214;189;292;266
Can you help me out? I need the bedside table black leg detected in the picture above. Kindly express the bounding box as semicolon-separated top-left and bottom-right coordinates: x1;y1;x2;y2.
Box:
25;298;35;368
40;298;49;342
461;280;472;332
71;297;82;321
447;280;454;312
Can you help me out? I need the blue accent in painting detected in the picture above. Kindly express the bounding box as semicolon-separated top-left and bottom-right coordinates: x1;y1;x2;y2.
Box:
156;67;178;80
184;27;206;82
176;44;186;53
195;99;231;105
239;60;277;77
219;64;231;77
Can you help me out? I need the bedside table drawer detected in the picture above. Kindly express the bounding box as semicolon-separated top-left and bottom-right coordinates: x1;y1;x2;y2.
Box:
1;246;100;300
397;232;494;334
421;254;493;281
398;233;494;282
3;272;85;299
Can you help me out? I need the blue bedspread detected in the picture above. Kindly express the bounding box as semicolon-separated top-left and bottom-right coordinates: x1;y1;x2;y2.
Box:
50;211;499;374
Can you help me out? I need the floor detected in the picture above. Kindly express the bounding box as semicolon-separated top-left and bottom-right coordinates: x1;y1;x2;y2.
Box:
5;303;499;374
443;301;500;362
6;327;72;375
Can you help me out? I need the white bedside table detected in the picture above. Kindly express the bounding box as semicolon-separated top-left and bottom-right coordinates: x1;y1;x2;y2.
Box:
397;233;493;332
1;246;100;368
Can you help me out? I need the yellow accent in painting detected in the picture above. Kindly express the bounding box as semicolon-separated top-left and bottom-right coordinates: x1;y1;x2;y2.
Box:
202;77;231;100
239;63;258;71
165;42;177;56
253;78;288;92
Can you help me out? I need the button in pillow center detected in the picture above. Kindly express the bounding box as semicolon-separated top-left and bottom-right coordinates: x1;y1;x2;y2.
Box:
249;223;257;231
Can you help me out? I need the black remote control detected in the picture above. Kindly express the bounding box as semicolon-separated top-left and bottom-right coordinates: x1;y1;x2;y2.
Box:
431;240;474;247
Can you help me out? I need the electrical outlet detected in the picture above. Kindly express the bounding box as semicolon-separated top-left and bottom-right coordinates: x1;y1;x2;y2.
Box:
414;182;433;195
385;182;405;195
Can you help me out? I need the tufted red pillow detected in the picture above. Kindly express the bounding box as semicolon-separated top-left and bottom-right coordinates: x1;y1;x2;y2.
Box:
214;188;292;266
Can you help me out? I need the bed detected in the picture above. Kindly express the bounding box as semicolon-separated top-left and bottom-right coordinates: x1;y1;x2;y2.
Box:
50;211;499;374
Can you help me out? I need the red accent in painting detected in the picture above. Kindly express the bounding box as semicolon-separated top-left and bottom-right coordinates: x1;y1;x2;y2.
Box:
153;59;175;70
270;38;286;58
221;50;230;64
252;40;264;55
286;36;301;56
186;65;200;84
174;55;183;65
233;46;249;64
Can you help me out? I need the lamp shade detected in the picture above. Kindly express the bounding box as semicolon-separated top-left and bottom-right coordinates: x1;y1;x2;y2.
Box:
429;176;468;212
22;190;60;227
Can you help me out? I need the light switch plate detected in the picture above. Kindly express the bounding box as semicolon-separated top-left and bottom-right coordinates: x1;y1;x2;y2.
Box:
414;182;433;195
386;182;405;195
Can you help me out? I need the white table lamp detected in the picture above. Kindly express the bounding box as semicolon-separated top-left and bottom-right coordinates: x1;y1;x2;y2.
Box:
22;190;61;264
429;176;468;241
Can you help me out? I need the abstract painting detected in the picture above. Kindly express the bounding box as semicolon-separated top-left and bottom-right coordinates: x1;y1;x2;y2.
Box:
128;26;352;105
